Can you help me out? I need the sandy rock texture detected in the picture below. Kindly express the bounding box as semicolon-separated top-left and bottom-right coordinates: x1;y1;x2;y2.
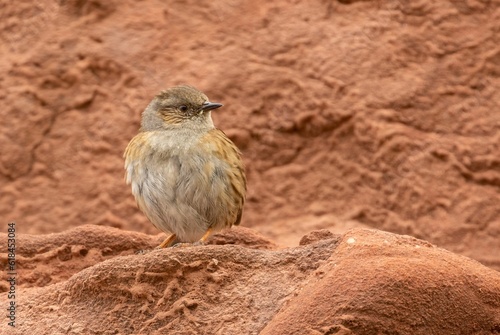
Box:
0;226;499;334
1;1;499;271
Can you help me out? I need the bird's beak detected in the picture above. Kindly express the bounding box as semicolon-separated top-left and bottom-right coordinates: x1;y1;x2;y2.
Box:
201;102;223;111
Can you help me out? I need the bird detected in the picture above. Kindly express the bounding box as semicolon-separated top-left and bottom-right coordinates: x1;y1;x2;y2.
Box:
124;85;246;248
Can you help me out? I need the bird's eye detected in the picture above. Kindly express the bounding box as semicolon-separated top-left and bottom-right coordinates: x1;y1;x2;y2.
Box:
179;105;188;112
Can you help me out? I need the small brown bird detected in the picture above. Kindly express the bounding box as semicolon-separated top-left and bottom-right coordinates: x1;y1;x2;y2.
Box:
124;85;246;248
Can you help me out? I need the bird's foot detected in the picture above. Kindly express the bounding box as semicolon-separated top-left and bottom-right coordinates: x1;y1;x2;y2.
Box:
157;234;179;249
136;249;153;255
172;242;195;248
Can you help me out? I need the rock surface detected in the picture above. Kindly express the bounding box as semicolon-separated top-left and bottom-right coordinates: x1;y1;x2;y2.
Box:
0;1;499;272
0;226;499;334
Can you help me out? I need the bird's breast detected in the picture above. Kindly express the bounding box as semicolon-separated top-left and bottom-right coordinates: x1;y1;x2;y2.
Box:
124;130;235;201
124;128;245;233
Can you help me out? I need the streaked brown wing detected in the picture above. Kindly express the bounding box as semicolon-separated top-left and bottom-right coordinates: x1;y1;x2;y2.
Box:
200;128;247;226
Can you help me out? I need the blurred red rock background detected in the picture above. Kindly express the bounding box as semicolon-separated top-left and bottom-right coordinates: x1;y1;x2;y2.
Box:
0;0;498;270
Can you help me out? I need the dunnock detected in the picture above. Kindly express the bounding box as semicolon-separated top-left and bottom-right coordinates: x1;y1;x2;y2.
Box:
124;85;246;248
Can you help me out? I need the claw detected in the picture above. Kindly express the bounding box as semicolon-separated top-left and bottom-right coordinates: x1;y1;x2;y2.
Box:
172;242;194;248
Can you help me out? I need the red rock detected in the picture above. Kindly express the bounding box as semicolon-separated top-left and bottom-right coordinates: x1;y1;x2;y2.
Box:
263;229;500;335
1;226;498;334
0;0;499;272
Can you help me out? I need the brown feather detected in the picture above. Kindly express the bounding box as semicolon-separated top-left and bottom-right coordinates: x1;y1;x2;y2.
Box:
199;128;246;227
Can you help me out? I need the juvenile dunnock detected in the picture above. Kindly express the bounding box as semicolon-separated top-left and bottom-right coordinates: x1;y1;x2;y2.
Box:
124;86;246;248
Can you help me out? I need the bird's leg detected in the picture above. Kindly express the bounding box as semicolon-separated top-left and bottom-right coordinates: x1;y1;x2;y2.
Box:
161;228;215;248
196;227;214;245
157;234;179;249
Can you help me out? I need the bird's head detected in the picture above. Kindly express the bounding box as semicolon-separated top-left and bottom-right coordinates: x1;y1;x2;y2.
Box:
140;85;222;131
